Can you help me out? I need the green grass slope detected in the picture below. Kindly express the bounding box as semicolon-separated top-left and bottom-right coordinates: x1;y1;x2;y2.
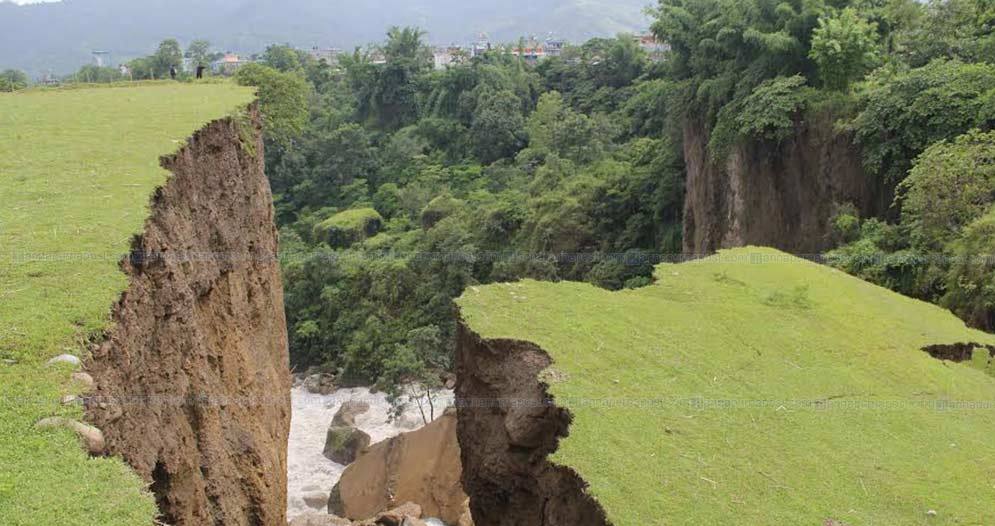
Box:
458;247;995;526
0;83;254;526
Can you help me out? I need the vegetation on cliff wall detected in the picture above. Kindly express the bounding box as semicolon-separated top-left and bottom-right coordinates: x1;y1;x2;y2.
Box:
828;129;995;330
655;0;994;155
0;83;253;526
458;247;995;525
653;0;995;326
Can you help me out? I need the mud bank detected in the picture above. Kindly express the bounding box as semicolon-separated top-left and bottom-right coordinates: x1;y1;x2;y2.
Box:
682;113;892;255
454;323;608;526
85;104;292;526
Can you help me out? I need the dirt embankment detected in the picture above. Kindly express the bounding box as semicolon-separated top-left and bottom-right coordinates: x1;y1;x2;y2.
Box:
85;104;291;526
922;342;995;362
454;323;609;526
682;113;893;255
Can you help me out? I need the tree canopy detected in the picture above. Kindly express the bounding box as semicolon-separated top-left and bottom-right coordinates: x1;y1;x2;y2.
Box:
0;69;28;92
240;2;995;393
261;27;682;393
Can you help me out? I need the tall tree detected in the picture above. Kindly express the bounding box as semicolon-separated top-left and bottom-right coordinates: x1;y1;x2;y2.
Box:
152;39;183;77
470;89;527;164
809;8;881;90
0;69;28;92
346;26;431;130
262;44;303;73
235;63;310;145
383;26;431;68
186;39;214;68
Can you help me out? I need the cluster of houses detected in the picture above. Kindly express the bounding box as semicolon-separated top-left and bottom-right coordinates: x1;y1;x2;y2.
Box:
429;32;668;69
148;31;670;78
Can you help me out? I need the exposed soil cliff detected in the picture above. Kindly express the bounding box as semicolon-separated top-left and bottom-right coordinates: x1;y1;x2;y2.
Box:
683;114;891;255
85;104;291;526
454;323;608;526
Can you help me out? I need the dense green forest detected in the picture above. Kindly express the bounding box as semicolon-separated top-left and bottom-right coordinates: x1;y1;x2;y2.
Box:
227;0;995;389
242;29;682;390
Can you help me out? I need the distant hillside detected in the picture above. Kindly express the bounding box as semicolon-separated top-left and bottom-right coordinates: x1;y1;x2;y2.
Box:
0;0;653;76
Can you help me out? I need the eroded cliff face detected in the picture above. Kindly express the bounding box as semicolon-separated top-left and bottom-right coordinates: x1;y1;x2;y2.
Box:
683;114;891;255
455;324;608;526
85;104;291;526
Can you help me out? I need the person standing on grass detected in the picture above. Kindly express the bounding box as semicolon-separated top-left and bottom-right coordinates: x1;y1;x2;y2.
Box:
169;65;177;80
196;65;205;79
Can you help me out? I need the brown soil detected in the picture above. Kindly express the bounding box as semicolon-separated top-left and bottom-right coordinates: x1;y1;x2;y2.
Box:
922;342;995;362
84;104;291;526
682;113;893;255
454;323;609;526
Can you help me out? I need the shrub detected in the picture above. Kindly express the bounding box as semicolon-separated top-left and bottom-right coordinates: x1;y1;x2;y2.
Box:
235;63;310;144
900;129;995;251
313;208;384;248
942;208;995;331
0;69;28;92
809;8;881;91
708;75;811;158
852;60;995;181
420;195;465;230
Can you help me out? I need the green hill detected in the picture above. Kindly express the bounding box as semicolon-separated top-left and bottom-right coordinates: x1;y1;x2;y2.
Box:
458;247;995;525
0;82;254;525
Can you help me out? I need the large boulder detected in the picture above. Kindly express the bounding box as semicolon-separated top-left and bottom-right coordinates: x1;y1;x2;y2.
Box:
333;400;371;427
328;481;346;517
420;195;465;230
303;490;330;510
323;425;371;465
374;502;422;526
329;411;467;525
304;373;338;395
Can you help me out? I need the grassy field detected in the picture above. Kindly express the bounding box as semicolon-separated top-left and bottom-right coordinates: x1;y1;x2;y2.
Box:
458;247;995;526
0;83;254;525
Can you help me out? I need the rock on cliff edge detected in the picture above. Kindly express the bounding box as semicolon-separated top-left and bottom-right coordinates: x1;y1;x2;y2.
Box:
85;104;291;526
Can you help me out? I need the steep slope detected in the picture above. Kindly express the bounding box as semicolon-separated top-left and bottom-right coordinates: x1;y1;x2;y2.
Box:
0;83;289;526
0;0;652;76
682;115;891;255
456;247;995;525
85;101;291;525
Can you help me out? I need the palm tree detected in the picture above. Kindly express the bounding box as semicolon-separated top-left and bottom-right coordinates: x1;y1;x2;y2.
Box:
384;26;431;68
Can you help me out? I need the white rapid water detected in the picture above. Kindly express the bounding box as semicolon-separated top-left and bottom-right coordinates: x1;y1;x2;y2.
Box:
287;386;455;520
